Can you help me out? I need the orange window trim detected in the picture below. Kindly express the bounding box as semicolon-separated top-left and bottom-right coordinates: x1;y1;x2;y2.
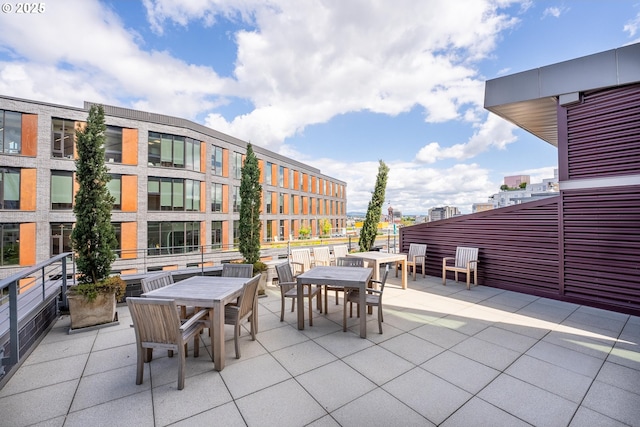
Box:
21;114;38;156
19;223;36;265
121;175;138;212
122;128;138;165
20;168;37;211
120;222;137;259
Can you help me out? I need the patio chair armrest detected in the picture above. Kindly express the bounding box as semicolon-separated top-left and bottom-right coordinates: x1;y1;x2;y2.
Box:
278;280;297;287
442;257;455;266
414;255;426;263
180;309;208;331
365;288;382;296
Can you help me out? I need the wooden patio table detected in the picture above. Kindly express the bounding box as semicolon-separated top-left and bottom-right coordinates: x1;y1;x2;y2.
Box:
347;251;408;289
296;266;372;338
142;275;251;371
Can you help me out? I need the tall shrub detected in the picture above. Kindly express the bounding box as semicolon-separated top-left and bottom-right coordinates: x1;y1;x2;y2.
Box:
71;105;117;284
238;143;262;264
359;160;389;251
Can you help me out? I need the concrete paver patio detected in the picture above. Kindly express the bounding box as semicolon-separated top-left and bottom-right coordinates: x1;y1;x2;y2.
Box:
1;273;639;426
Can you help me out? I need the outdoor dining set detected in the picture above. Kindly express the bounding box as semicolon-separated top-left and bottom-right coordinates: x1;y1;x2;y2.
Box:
126;244;479;390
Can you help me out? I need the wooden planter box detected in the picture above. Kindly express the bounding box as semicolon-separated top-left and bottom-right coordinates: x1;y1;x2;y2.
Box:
67;292;118;331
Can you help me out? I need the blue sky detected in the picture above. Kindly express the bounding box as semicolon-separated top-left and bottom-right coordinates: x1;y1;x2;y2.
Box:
1;1;638;214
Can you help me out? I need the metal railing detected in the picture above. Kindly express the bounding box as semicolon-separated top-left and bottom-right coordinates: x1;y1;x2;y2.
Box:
1;253;73;372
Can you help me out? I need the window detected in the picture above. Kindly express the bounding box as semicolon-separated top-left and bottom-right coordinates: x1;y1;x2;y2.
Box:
211;221;223;249
51;171;74;210
265;162;272;185
51;222;73;256
279;166;284;187
231;152;243;179
232;186;240;213
0;168;20;209
0;223;19;266
233;220;239;248
266;219;274;241
289;169;294;189
0;110;22;154
279;193;284;214
104;126;123;163
107;174;121;210
147;131;200;171
265;191;273;214
51;118;75;158
211;145;223;176
147;221;200;255
211;182;223;212
147;177;200;211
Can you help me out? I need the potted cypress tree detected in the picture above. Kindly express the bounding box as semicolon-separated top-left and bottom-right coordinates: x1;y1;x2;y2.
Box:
238;143;268;294
66;104;125;331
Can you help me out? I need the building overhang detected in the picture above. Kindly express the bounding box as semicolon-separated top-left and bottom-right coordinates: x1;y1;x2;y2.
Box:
484;43;640;147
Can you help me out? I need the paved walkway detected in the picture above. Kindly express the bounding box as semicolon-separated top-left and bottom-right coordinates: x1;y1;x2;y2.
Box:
1;274;639;426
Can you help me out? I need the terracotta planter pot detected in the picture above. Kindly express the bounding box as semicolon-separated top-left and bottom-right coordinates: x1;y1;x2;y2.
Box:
68;292;117;330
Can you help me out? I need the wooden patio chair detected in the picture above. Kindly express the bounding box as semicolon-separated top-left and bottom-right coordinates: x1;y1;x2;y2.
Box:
336;257;364;267
275;262;322;326
222;263;254;278
224;274;261;358
313;246;332;266
127;297;208;390
343;265;389;334
396;243;427;280
442;246;479;290
332;245;349;263
290;248;313;276
141;271;193;321
140;271;174;293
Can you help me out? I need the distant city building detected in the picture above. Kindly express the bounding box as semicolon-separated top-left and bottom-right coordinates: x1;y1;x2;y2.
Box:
428;206;460;222
472;203;494;213
489;170;559;209
504;175;530;188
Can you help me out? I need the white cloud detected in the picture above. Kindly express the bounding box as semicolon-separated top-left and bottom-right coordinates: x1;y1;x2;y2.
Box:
624;12;640;37
542;6;567;19
415;113;517;163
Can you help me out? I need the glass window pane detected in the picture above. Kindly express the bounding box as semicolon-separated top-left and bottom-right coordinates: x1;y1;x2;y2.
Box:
51;172;73;208
1;223;20;266
193;141;201;172
104;126;122;163
107;175;121;208
173;137;184;168
185;179;193;211
173;179;184;210
148;132;161;166
4;111;22;154
160;179;172;210
185;139;194;171
161;135;172;164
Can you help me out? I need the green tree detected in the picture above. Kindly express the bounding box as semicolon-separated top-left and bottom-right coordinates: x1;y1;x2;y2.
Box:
71;105;117;284
238;143;262;264
319;218;331;237
359;160;389;251
500;184;509;191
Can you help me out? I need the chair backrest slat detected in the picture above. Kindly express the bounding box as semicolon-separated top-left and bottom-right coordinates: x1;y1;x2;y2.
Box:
276;262;295;283
222;263;254;278
455;247;479;269
336;257;364;267
236;275;261;318
407;244;427;262
127;297;181;346
290;249;312;273
313;247;331;266
140;271;174;294
332;245;349;259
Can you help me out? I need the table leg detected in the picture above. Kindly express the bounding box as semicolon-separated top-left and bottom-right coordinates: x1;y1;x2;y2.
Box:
297;280;305;330
212;303;225;371
401;260;407;289
359;282;367;338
